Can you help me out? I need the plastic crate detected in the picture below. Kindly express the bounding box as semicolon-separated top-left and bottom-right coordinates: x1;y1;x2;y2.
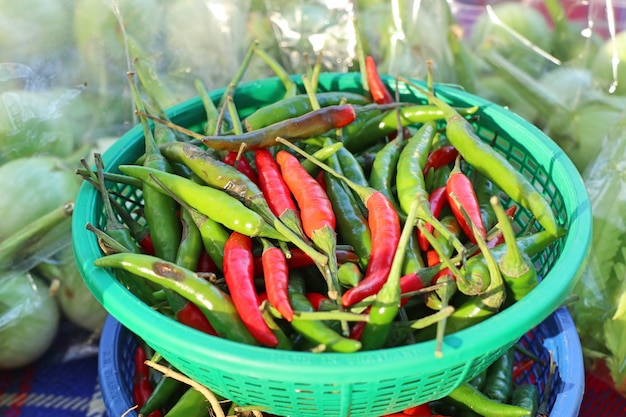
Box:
75;72;591;417
98;307;585;417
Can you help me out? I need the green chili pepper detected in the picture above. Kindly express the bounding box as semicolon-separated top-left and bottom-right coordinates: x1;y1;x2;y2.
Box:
139;372;187;417
288;288;362;353
94;252;258;345
337;262;363;288
323;142;372;270
128;72;181;263
491;196;539;303
473;170;498;231
368;135;408;222
483;347;516;403
446;383;531;417
243;92;370;131
300;140;344;175
119;165;285;240
510;383;539;417
335;145;369;189
469;369;488;391
403;78;560;237
163;387;211;417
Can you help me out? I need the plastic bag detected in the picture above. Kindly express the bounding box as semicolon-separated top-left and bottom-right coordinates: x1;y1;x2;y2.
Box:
568;116;626;396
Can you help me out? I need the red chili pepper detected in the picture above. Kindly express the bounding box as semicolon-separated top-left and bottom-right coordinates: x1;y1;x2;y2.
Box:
223;151;259;184
139;234;155;256
399;272;425;306
252;247;359;276
305;292;331;311
422;145;459;176
195;250;218;273
365;55;394;105
417;186;449;252
512;358;535;380
341;191;401;307
254;149;298;218
402;403;433;416
487;203;518;249
133;345;162;417
176;302;218;336
223;231;278;347
446;157;487;244
261;240;294;322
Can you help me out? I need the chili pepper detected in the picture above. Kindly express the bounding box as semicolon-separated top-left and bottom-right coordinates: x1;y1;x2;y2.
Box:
404;78;560;237
253;247;358;276
159;141;328;268
260;238;293;322
402;232;426;277
512;358;535;380
195;250;218;273
483;347;516;403
323;143;372;270
365;55;395;104
337;262;363;288
341;104;479;153
254;148;304;237
336;145;369;189
223;151;259;184
174;208;202;271
423;145;459;177
491;196;539;303
128;72;182;263
300;140;344;176
305;292;332;311
163;387;211;417
276;149;340;300
94;253;258;345
488;204;517;249
369;136;408;222
287;287;362;353
446;156;487;244
469;369;488;392
417;186;449;252
139;370;186;417
359;194;420;350
510;384;538;417
133;344;162;417
119;165;285;240
472;170;498;231
402;403;434;416
243;92;370;131
224;232;279;347
276;138;401;309
446;383;531;417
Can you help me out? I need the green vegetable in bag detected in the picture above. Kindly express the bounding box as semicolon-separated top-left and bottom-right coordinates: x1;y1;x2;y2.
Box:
569;115;626;396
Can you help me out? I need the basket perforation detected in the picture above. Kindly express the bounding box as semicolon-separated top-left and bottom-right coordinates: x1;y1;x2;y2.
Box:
83;73;591;417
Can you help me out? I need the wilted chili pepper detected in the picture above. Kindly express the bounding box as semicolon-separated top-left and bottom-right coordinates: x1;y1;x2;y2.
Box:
224;231;279;347
243;91;370;131
94;252;258;345
260;238;293;322
276;149;340;301
446;156;487;244
491;196;539;303
403;77;560;237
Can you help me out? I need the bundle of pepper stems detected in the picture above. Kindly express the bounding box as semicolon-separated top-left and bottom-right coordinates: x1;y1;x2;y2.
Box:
80;44;564;417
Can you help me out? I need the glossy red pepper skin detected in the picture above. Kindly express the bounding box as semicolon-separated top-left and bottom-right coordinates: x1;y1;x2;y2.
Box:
223;151;259;184
423;145;459;176
176;302;219;336
341;191;401;307
417;186;449;252
133;345;162;417
366;55;394;105
446;159;487;244
254;149;298;218
223;231;279;347
262;244;294;322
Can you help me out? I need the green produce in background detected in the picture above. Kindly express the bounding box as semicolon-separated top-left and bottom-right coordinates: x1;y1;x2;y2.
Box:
0;272;60;370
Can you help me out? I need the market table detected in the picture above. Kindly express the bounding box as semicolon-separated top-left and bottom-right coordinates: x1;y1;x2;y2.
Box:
1;319;625;417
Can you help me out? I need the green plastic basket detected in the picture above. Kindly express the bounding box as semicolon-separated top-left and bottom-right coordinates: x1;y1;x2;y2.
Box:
73;72;591;417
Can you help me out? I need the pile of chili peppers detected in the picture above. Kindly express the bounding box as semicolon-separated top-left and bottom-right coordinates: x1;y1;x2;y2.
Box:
82;49;564;417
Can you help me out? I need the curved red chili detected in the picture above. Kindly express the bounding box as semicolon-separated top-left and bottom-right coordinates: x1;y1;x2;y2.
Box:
176;302;218;336
365;55;394;105
223;151;259;184
133;345;162;417
446;157;487;244
341;191;401;307
223;231;278;347
261;240;293;322
423;145;459;176
254;149;297;217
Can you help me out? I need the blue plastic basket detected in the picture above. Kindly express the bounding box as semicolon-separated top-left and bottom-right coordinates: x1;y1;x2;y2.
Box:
98;307;584;417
